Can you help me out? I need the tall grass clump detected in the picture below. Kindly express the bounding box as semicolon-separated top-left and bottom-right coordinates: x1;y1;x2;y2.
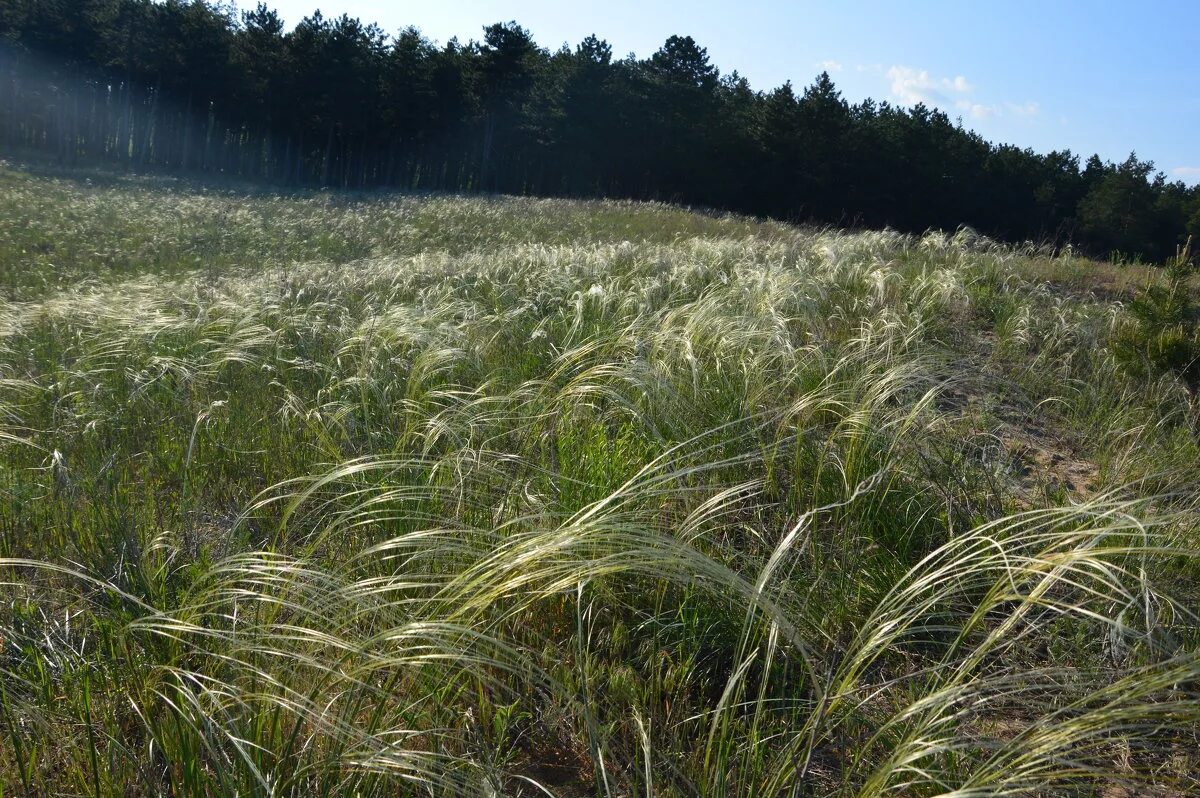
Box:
1;167;1199;796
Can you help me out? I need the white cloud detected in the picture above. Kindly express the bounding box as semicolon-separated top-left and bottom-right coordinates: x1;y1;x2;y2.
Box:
885;65;1041;123
1006;101;1040;117
1172;166;1200;178
818;59;844;73
956;100;997;120
886;65;973;107
946;75;973;93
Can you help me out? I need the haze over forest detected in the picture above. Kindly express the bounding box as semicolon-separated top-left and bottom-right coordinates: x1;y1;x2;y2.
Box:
2;0;1198;261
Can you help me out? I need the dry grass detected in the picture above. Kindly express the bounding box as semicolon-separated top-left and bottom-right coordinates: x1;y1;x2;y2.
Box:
0;167;1199;796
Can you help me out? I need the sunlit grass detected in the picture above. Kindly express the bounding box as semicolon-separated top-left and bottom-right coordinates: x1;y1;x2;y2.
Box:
1;166;1198;796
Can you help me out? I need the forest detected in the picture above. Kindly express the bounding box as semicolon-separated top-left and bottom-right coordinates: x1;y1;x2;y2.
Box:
2;0;1198;262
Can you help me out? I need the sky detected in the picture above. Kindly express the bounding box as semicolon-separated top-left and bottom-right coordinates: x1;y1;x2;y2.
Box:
262;0;1200;184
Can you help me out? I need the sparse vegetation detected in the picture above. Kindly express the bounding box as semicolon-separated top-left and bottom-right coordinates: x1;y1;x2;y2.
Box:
2;165;1200;796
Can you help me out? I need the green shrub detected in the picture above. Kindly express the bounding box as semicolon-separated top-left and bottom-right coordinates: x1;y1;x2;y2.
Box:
1113;237;1200;392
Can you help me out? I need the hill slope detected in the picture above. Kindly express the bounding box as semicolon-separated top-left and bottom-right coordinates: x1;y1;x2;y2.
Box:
1;165;1199;796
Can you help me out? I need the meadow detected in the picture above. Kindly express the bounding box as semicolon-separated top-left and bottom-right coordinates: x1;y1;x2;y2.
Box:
1;162;1199;796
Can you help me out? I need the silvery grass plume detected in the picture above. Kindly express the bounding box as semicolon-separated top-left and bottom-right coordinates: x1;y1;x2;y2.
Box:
1;176;1199;796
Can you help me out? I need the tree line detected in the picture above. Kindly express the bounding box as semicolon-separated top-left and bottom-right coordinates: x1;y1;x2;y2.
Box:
2;0;1198;261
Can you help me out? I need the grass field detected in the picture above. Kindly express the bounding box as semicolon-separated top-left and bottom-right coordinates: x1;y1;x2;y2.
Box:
1;162;1199;796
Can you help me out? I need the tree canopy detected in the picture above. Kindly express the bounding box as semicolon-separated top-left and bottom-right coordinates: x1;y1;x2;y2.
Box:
2;0;1196;261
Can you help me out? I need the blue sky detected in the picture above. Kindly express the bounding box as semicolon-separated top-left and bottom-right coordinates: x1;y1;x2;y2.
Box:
263;0;1199;184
